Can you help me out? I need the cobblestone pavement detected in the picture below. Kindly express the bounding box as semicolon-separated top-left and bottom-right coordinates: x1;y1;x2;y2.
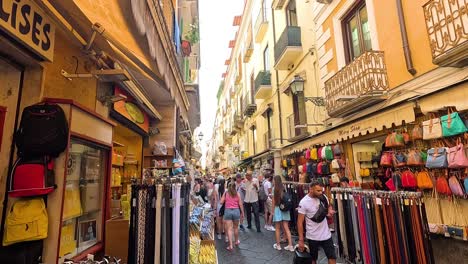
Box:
216;217;341;264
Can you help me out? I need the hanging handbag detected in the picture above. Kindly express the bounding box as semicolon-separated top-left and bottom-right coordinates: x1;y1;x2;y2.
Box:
448;175;464;197
447;140;468;168
331;159;340;170
385;132;405;147
317;147;323;159
402;129;411;144
416;170;433;189
423;113;442;140
426;147;448;168
393;171;402;190
436;176;452;196
464;177;468;195
407;149;424;166
324;146;334;160
386;178;396;191
333;144;342;156
310;147;318;160
394;152;407;167
441;109;468;137
3;198;48;246
282;159;287;168
412;124;423;140
360;168;370;177
331;173;340;184
380;151;393;167
402;170;417;188
305;149;311;160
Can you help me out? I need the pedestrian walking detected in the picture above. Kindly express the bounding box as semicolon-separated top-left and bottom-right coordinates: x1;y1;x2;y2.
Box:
262;174;275;231
215;177;226;240
235;173;246;231
242;171;261;232
297;181;337;264
271;175;294;251
220;182;244;251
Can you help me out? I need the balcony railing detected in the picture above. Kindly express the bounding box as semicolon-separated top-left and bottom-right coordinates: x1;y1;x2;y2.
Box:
274;26;302;69
254;5;269;43
286;113;308;141
244;40;254;63
254;71;272;99
324;51;389;118
423;0;468;67
242;95;257;117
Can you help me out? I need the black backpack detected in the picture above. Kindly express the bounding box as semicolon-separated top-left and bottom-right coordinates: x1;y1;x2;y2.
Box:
279;191;293;212
15;104;69;157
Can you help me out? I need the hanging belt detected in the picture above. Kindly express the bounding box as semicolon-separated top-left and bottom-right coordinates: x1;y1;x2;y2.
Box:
374;198;386;264
155;185;163;264
338;194;348;259
350;195;362;262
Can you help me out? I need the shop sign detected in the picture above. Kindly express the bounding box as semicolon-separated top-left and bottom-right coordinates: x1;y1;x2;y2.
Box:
0;0;55;61
113;86;150;133
337;124;374;137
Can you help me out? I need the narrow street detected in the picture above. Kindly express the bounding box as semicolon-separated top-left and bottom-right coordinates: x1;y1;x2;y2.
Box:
216;218;340;264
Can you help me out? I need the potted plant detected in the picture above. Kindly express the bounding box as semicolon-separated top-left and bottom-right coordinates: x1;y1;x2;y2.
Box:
185;19;200;44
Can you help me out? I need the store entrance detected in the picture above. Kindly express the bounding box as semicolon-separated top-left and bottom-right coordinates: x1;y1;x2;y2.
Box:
111;124;143;218
352;135;386;187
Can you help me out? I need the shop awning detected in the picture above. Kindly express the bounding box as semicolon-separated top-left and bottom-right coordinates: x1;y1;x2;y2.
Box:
417;81;468;114
282;102;416;152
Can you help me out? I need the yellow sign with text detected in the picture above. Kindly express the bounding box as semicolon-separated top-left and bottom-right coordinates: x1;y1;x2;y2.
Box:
0;0;55;61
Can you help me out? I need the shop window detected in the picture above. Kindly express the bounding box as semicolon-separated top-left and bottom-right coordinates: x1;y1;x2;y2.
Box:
342;1;372;63
286;0;298;27
263;45;270;71
292;93;306;137
60;138;109;259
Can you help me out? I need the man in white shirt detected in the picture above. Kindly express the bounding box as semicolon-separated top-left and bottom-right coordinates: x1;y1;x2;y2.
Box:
297;181;336;264
242;171;261;232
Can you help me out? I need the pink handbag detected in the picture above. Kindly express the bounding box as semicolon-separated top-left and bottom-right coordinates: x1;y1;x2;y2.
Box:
448;141;468;168
380;151;393;167
448;175;465;196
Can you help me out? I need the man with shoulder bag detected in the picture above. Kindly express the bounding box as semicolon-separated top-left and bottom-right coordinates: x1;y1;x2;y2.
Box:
297;181;336;264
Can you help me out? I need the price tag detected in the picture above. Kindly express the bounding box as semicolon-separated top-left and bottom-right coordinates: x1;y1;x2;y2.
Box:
404;199;410;206
132;198;136;207
340;194;343;200
367;202;370;209
344;194;348;200
376;198;382;205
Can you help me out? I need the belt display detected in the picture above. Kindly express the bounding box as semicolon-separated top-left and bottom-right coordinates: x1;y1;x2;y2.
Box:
127;179;191;264
332;188;434;264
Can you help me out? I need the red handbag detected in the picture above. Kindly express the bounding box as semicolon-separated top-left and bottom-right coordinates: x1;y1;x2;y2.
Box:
402;170;417;188
436;176;452;196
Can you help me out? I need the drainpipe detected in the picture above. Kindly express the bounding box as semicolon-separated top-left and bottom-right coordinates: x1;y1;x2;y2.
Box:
396;0;417;75
271;8;284;145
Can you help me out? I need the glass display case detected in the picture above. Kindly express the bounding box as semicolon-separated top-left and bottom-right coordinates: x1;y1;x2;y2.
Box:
60;138;109;259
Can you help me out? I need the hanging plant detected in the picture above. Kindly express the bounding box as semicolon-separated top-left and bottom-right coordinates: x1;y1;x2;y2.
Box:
185;19;200;44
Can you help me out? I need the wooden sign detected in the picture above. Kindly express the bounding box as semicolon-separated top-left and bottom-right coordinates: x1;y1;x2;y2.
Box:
0;0;56;61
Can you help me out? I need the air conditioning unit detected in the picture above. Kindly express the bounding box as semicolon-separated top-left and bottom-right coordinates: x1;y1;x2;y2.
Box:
316;0;333;4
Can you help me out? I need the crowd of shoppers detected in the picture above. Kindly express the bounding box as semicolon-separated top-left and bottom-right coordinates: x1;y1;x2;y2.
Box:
194;170;337;263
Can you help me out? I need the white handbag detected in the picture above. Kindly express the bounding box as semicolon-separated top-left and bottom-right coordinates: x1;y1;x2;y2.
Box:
331;159;340;169
331;173;340;183
422;114;442;140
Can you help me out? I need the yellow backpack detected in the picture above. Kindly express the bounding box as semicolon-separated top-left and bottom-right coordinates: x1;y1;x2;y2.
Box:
310;148;318;160
3;198;48;246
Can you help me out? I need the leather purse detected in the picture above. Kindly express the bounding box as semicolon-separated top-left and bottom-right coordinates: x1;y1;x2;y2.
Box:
394;152;407;167
407;149;424;166
416;170;433;189
380;151;393;167
448;174;465;197
447;140;468;168
423;113;442;140
412;124;423;140
426;147;448;168
441;109;468;137
436;176;452;196
385;132;405;148
402;170;417;188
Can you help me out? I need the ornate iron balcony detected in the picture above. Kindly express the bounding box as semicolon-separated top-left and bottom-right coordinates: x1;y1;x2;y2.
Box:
242;96;256;117
324;51;389;118
423;0;468;67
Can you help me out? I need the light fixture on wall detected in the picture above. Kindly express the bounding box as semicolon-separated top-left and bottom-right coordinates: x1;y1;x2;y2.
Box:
198;132;204;142
289;75;326;107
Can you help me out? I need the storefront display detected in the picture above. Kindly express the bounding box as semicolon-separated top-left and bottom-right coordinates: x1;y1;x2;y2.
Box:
60;139;108;259
189;201;218;264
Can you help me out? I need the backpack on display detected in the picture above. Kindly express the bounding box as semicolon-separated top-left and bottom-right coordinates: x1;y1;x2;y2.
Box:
15;104;69;157
310;148;318;160
3;198;48;246
279;191;293;212
9;156;56;197
324;146;334;160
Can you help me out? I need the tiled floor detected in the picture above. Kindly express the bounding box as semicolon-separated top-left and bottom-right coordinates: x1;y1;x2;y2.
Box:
215;217;340;264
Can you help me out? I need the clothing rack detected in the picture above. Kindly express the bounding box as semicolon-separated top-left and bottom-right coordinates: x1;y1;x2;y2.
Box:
331;188;433;264
127;179;191;264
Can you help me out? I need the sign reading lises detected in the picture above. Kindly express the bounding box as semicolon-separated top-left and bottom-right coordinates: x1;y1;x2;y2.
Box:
0;0;55;61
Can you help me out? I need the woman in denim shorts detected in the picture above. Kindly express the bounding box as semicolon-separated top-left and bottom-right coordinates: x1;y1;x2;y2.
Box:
220;182;245;251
